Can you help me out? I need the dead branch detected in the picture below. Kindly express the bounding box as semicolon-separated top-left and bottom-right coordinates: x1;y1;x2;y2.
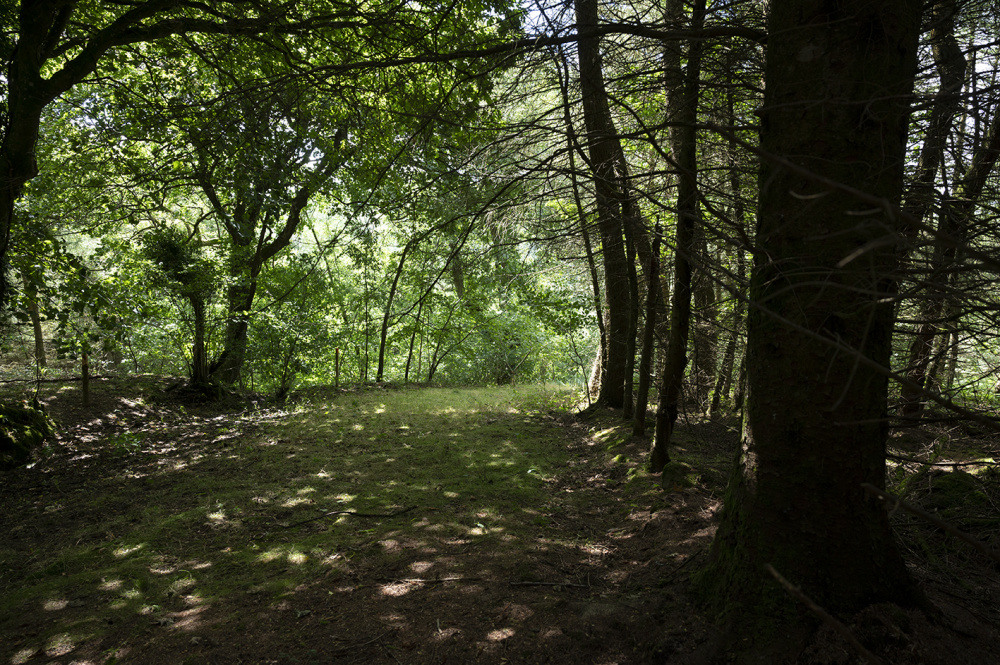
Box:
382;576;482;584
281;506;415;529
508;580;589;588
862;483;1000;565
765;564;884;665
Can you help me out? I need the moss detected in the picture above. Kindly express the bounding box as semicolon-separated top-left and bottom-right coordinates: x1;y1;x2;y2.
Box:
924;470;989;515
659;461;695;490
0;400;56;469
690;454;812;659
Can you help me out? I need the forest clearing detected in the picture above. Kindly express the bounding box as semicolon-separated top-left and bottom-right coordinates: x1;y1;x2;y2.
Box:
2;380;999;664
7;1;1000;662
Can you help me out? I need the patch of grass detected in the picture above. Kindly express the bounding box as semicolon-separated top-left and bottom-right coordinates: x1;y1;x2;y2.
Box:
0;384;592;660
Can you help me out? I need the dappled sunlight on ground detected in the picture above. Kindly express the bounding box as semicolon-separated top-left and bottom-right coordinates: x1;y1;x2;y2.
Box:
2;381;753;664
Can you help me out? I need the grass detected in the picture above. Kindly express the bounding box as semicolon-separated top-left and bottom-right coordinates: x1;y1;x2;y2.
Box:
5;379;1000;664
4;383;681;663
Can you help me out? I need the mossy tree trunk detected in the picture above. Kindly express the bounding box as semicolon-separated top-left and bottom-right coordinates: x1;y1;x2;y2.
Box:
190;296;210;388
700;0;924;631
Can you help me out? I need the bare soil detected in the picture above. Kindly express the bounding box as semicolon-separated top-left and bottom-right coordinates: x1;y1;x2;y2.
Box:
1;378;999;664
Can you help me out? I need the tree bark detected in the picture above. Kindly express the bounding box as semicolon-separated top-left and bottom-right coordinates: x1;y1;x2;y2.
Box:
190;296;210;387
632;223;662;436
897;0;968;415
211;261;258;386
650;0;705;473
21;272;46;368
574;0;634;410
558;41;608;401
699;0;923;636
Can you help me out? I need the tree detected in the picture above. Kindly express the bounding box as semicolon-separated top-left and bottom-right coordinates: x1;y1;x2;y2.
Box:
573;0;636;410
142;227;217;388
188;84;343;386
650;0;706;472
699;0;925;641
1;1;350;304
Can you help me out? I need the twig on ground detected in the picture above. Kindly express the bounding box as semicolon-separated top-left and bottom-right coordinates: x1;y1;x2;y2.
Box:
383;577;482;584
509;580;589;588
331;631;390;654
661;549;705;584
281;505;415;529
886;453;998;468
765;564;884;665
862;483;1000;565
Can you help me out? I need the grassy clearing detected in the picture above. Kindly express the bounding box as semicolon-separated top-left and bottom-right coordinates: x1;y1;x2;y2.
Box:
5;380;999;664
5;383;685;664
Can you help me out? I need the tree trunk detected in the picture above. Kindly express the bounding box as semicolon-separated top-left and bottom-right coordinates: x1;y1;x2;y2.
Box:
896;0;967;415
404;299;424;384
622;223;640;420
211;263;258;386
900;101;1000;415
710;252;745;417
650;0;705;472
574;0;633;410
21;272;46;368
632;223;662;437
1;57;46;305
691;248;718;412
377;241;415;383
699;0;923;638
191;297;210;387
898;0;966;246
711;98;751;417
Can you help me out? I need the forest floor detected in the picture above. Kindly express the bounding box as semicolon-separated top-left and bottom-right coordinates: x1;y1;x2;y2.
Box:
1;377;999;665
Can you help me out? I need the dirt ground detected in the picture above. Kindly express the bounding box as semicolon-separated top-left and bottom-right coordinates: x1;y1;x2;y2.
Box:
2;377;999;664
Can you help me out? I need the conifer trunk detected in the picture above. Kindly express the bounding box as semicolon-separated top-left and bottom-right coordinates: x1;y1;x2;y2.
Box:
700;0;924;632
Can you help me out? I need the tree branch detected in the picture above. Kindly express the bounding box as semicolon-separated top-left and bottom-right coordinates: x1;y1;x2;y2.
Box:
862;483;1000;565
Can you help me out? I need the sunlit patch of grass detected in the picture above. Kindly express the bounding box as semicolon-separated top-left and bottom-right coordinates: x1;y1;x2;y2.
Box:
99;578;122;591
2;384;593;662
113;543;145;558
43;632;77;657
168;576;196;595
256;548;284;564
11;647;37;664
